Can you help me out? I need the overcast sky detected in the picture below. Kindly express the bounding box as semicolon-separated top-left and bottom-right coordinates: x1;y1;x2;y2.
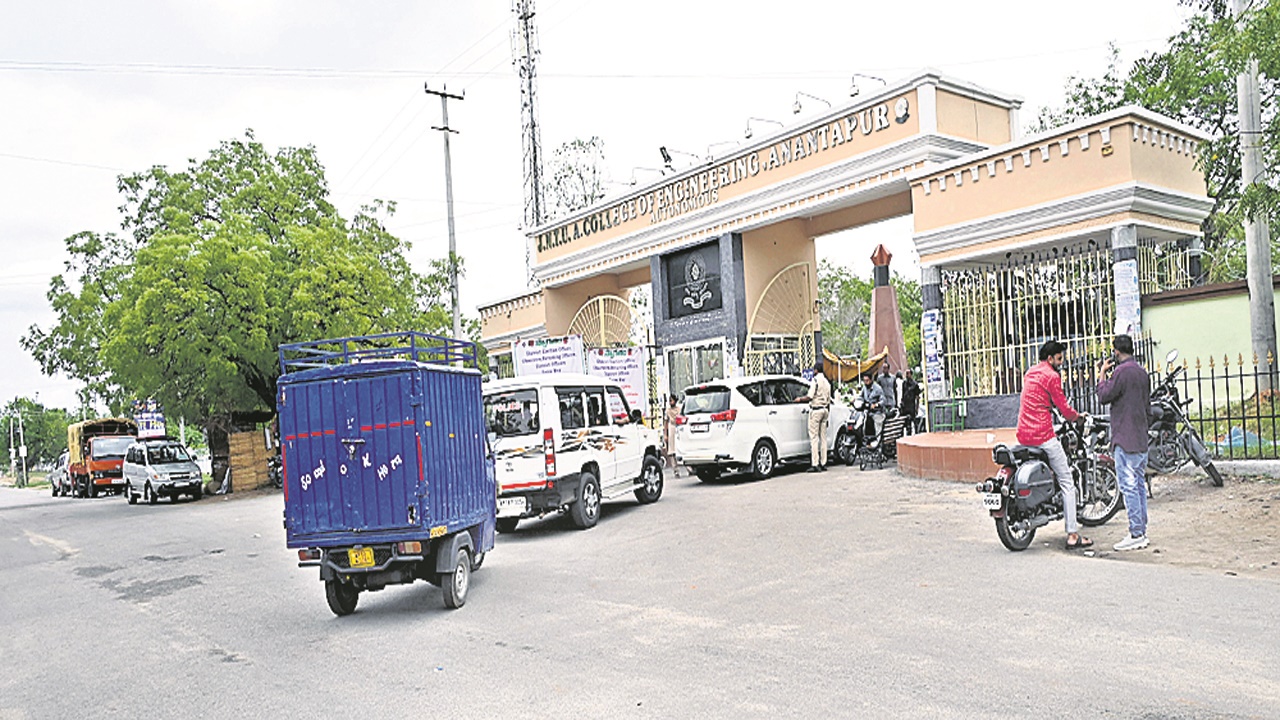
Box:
0;0;1194;411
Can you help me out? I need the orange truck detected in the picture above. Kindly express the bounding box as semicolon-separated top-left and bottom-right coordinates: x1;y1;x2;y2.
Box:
67;418;138;498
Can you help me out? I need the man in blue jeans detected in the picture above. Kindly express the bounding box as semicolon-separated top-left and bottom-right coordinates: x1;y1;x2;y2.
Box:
1096;334;1151;551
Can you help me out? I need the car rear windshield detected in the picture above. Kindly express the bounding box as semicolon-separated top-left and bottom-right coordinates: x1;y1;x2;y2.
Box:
147;444;191;465
484;389;540;438
91;436;134;459
682;386;730;414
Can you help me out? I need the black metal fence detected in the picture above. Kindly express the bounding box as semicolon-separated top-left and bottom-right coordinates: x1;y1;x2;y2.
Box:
1063;347;1280;460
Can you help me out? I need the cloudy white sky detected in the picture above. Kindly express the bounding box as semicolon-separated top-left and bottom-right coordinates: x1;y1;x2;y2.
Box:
0;0;1194;411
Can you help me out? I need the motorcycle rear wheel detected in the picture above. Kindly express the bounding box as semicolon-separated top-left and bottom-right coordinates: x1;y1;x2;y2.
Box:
1077;462;1122;527
995;504;1035;551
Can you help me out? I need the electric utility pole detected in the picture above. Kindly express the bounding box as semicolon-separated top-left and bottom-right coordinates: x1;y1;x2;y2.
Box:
425;83;464;341
1232;0;1277;388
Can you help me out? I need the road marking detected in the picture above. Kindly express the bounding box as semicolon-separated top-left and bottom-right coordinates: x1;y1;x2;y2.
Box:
24;530;78;558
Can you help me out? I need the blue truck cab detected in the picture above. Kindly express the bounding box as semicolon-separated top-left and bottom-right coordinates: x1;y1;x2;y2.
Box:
277;332;495;614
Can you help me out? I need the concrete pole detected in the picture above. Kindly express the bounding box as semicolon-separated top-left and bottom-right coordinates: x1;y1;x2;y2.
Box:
17;411;27;488
425;84;465;342
1232;0;1277;386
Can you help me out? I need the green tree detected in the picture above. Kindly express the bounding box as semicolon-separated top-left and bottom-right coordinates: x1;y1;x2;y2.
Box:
1033;1;1280;282
1;398;74;469
23;131;469;428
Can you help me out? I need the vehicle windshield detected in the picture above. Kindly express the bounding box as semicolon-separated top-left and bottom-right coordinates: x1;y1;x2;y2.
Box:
682;386;730;414
147;444;192;465
91;436;135;459
484;389;540;438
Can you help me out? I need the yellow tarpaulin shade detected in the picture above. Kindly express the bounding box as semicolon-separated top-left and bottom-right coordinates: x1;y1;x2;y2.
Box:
822;347;890;383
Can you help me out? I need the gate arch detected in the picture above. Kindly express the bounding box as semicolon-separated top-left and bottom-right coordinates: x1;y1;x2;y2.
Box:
744;262;816;375
567;294;633;347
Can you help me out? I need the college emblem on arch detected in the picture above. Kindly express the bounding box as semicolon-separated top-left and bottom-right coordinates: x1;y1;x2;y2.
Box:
683;255;713;310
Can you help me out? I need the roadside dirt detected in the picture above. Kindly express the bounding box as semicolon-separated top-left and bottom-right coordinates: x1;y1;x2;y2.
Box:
1102;469;1280;578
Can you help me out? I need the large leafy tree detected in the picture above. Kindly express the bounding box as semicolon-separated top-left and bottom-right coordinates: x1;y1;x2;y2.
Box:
24;132;466;427
1;397;74;468
1033;0;1280;282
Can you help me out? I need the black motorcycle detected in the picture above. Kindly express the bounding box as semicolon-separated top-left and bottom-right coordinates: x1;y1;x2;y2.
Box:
977;414;1122;551
835;399;896;466
1146;350;1223;487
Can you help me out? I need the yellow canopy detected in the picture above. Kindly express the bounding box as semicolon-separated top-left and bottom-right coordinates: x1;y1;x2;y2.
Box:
822;347;889;383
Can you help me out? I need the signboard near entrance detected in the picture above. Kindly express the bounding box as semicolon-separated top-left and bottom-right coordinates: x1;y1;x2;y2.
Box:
515;336;585;376
586;348;648;417
664;241;722;319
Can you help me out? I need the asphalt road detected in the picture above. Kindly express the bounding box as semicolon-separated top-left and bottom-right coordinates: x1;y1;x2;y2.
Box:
2;465;1278;720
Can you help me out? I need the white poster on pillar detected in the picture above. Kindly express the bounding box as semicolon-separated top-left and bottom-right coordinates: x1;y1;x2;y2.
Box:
515;336;585;376
1113;259;1141;336
586;347;648;416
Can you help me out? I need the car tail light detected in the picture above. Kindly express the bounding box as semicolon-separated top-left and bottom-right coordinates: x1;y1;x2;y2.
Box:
544;428;556;478
298;548;320;561
710;409;737;423
397;541;422;555
674;415;688;425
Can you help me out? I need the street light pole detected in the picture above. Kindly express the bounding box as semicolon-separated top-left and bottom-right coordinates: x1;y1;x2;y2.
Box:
425;83;465;342
16;410;27;488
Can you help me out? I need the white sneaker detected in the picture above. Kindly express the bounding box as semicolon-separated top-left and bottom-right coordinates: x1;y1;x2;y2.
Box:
1114;534;1149;551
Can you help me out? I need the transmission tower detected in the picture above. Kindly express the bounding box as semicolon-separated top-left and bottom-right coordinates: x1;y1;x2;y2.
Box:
513;0;545;286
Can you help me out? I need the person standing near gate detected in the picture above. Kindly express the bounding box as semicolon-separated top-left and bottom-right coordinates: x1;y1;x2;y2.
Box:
877;364;897;409
1096;334;1151;551
796;360;832;472
664;396;682;477
899;368;921;434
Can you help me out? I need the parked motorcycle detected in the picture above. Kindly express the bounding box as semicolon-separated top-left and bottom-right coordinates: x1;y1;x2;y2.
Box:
267;453;283;489
976;414;1122;551
1147;349;1223;487
835;400;897;466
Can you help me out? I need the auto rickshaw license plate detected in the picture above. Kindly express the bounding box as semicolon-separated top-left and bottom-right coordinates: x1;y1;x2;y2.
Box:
348;547;375;568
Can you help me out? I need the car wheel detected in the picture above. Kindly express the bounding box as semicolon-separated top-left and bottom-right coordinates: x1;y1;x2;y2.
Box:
750;440;776;480
126;483;137;505
633;455;664;504
88;482;98;499
193;486;203;501
441;547;471;609
145;483;157;505
569;470;601;529
495;517;519;534
324;579;359;616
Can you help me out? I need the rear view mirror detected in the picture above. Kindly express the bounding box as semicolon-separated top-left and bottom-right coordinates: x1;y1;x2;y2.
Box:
630;409;643;424
487;431;498;446
1165;349;1179;365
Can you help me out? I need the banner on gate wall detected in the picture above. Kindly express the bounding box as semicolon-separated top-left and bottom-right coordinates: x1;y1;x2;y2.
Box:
586;347;648;415
515;336;585;376
921;309;947;399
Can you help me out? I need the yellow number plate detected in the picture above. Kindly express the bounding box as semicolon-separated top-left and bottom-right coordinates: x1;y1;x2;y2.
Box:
347;547;375;568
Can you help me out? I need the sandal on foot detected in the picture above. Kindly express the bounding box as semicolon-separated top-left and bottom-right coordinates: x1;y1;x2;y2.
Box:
1066;536;1094;550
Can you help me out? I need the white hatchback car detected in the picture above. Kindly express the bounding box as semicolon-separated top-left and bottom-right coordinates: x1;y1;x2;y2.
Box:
674;375;851;481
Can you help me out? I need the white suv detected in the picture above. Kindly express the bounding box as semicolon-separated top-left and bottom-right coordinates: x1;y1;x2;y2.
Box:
674;375;851;481
483;373;665;532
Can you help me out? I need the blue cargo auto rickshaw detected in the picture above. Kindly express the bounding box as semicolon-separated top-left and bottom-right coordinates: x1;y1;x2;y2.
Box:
277;332;496;614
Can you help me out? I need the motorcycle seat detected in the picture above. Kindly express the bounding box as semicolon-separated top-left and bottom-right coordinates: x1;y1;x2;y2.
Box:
1008;445;1048;462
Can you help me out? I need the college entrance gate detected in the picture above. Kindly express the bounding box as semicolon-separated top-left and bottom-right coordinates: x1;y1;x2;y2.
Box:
480;74;1212;434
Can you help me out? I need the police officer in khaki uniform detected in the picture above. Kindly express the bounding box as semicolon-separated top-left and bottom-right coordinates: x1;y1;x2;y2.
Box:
796;360;832;472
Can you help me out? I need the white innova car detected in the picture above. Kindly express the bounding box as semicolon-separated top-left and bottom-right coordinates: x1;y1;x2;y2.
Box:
674;375;851;481
482;373;665;532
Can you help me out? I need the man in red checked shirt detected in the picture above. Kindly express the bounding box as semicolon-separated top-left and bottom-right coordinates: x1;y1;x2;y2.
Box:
1016;340;1091;550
